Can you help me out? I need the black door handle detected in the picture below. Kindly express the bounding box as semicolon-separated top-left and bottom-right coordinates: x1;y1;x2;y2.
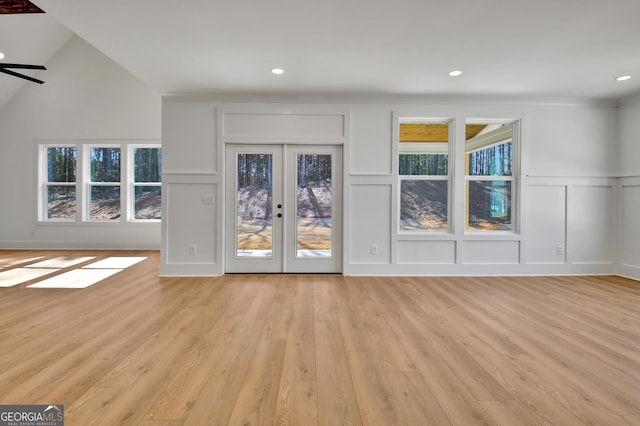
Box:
277;213;282;218
277;204;282;209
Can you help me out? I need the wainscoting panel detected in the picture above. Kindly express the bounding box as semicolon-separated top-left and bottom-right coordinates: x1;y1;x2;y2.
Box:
463;240;520;264
397;240;456;264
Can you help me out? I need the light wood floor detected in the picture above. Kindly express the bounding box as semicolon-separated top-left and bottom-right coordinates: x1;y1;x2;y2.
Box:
1;250;640;425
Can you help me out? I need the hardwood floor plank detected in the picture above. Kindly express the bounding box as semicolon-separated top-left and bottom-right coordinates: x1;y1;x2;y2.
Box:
143;315;245;421
313;279;340;321
622;414;640;425
400;338;497;425
403;311;513;401
274;380;318;426
226;338;287;425
442;314;607;425
480;399;554;426
315;320;363;426
336;302;374;353
281;303;316;381
509;354;630;425
345;350;401;425
385;371;452;425
261;299;294;340
64;385;124;426
358;300;416;372
219;289;272;364
181;362;249;426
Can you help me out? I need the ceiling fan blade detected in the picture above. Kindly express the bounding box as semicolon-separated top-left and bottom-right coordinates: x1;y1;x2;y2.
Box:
0;68;45;84
0;63;47;70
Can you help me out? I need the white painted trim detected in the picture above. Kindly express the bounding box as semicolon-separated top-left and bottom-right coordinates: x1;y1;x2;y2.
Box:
161;93;617;108
0;240;160;250
163;173;218;183
465;125;513;153
347;262;616;277
399;142;448;153
159;263;221;277
617;264;640;281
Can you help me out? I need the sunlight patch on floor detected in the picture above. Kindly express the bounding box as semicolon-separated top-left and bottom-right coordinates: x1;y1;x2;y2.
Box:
0;255;148;289
0;256;45;269
83;257;146;269
0;268;59;287
26;256;148;289
28;269;121;289
25;256;96;268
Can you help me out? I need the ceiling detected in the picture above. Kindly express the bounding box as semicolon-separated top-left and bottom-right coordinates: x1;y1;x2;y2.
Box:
2;0;640;108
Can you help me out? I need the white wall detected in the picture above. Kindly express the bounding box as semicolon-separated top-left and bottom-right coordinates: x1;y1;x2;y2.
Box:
617;94;640;280
161;96;621;277
0;36;161;249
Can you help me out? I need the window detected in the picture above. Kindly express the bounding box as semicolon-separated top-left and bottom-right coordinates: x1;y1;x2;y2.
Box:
398;121;450;232
45;146;77;220
132;147;162;220
465;122;515;231
89;146;121;220
39;143;161;222
396;117;519;235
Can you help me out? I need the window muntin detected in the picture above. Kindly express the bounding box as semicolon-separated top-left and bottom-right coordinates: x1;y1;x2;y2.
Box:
398;121;451;232
132;147;162;220
465;122;514;232
45;147;77;220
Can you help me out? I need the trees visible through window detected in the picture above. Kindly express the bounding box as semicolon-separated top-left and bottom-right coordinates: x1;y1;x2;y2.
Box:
133;147;162;219
397;118;518;234
90;147;121;220
398;122;450;232
39;143;161;222
465;122;514;231
45;147;77;220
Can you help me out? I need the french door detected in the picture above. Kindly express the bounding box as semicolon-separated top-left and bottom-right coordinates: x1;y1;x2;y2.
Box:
225;145;342;273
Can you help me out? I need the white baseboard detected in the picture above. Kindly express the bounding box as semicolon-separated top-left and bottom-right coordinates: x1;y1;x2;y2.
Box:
617;263;640;281
159;262;222;277
0;241;160;250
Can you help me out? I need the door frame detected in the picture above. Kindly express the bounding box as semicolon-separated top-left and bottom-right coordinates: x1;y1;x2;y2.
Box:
224;143;343;274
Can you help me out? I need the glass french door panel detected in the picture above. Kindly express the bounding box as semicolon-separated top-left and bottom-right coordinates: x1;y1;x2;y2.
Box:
235;153;274;257
296;153;332;258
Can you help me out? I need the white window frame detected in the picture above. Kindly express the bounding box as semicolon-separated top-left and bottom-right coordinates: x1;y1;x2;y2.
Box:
38;141;161;224
39;144;79;222
129;144;162;222
398;119;454;234
86;144;123;222
465;119;520;234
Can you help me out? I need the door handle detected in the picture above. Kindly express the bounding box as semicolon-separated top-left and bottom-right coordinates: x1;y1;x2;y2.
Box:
277;204;282;209
277;213;282;218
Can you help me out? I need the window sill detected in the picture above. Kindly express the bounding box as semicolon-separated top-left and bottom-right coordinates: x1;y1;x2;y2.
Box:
37;220;161;226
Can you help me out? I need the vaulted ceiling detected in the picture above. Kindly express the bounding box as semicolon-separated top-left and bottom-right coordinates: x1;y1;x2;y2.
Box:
1;0;640;109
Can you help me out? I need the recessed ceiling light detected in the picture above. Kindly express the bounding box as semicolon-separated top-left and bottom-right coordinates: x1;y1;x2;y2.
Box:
616;75;631;81
449;70;462;77
271;68;284;75
0;52;5;60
